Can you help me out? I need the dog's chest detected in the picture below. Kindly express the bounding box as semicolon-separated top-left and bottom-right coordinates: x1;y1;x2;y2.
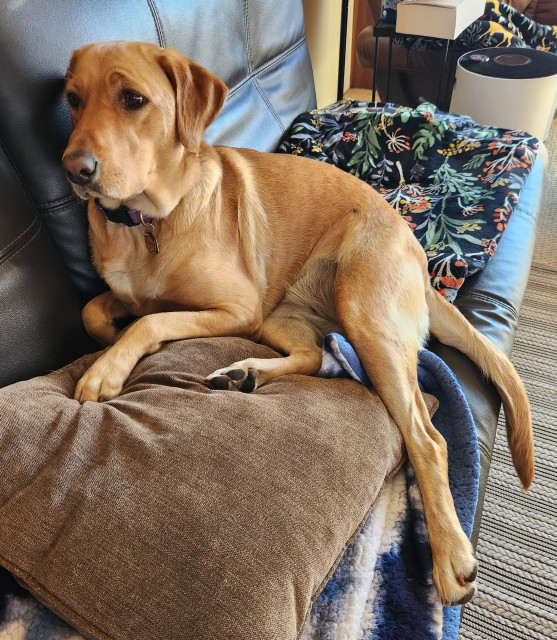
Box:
96;240;232;317
91;216;259;317
90;222;175;314
102;257;168;315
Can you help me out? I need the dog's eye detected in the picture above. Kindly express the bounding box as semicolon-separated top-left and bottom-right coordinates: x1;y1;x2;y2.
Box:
66;92;81;109
123;91;146;110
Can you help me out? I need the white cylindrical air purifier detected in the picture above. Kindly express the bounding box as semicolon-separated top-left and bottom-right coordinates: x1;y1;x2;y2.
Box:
450;47;557;141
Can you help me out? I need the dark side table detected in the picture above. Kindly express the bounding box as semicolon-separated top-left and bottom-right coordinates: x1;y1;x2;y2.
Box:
372;20;456;108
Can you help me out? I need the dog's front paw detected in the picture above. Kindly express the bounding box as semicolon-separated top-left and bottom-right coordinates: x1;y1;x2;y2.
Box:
74;356;128;403
433;532;478;606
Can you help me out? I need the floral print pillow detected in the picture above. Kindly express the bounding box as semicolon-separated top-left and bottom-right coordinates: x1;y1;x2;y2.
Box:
278;101;538;301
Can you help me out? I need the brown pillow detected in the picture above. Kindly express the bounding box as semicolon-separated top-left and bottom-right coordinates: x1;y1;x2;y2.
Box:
0;337;435;640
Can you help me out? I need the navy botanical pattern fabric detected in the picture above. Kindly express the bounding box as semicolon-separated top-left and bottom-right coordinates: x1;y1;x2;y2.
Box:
381;0;557;53
278;101;538;301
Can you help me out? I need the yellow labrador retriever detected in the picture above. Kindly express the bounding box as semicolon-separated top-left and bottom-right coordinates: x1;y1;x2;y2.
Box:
63;41;534;607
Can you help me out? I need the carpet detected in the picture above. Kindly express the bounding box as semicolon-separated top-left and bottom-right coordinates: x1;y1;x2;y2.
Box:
459;120;557;639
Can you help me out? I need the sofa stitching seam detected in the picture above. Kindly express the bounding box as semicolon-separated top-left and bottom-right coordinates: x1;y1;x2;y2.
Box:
255;38;306;78
241;0;284;132
36;194;77;210
253;80;285;133
39;196;85;217
243;0;253;74
0;219;41;268
0;136;45;258
0;219;36;255
227;37;306;99
457;291;518;319
146;0;165;48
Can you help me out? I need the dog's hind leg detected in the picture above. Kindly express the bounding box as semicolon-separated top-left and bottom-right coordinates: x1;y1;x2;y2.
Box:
334;251;477;607
204;302;324;392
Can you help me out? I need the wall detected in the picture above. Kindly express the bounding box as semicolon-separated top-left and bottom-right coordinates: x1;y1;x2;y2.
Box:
302;0;354;108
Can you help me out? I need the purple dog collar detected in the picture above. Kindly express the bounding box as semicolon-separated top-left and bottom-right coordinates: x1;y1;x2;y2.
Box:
95;198;153;226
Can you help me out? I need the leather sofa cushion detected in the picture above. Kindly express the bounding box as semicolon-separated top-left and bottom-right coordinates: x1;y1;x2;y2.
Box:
0;337;426;640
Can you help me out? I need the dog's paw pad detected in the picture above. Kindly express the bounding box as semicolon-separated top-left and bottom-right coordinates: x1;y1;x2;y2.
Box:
204;368;258;392
207;375;235;390
226;368;248;382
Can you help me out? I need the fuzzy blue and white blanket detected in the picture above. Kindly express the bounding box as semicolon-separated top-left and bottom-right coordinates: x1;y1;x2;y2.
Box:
303;333;480;640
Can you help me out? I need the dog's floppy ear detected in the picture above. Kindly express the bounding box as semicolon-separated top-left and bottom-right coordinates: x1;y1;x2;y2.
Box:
65;43;94;81
65;50;78;81
158;49;228;152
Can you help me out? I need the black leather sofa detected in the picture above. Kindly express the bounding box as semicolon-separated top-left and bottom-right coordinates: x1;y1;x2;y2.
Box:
0;0;544;624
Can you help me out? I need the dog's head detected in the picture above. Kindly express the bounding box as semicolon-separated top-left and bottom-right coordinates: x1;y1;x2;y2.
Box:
62;41;228;218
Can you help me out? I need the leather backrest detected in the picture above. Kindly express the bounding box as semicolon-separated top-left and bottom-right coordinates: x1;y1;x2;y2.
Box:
0;0;315;385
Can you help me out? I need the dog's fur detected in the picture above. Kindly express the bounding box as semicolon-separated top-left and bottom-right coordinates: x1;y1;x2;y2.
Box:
63;41;534;607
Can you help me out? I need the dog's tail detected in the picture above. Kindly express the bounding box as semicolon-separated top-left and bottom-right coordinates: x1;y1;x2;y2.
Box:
426;286;534;490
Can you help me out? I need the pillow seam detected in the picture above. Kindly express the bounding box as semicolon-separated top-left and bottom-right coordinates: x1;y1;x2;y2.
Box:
0;554;112;640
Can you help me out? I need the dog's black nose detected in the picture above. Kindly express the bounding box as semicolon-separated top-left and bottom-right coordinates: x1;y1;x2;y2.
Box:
63;151;99;185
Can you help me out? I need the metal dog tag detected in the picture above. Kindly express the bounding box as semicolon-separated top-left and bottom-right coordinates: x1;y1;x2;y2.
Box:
140;214;159;254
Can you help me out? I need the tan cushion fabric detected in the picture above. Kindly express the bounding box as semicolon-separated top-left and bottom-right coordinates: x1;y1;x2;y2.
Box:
0;337;435;640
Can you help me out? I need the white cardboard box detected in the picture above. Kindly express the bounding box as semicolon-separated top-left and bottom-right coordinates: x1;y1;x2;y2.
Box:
395;0;485;40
